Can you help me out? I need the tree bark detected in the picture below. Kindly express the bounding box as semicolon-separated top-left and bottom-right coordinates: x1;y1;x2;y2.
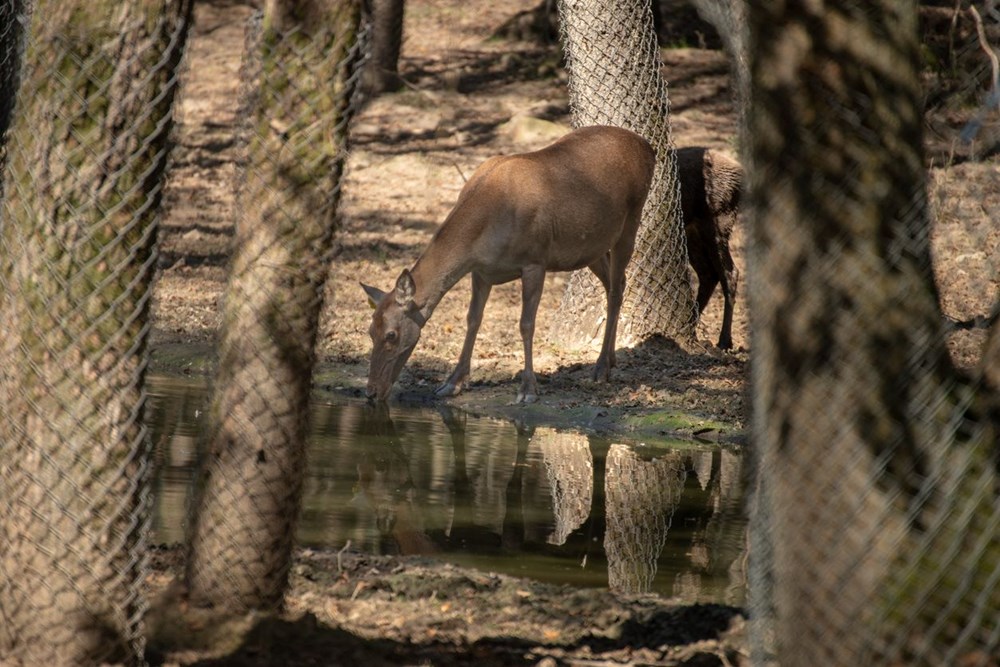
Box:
0;0;25;138
184;0;366;613
0;1;192;664
687;0;749;135
552;0;697;349
747;1;1000;664
363;0;404;95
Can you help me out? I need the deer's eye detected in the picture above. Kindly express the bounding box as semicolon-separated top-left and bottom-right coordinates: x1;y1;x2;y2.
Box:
385;330;398;344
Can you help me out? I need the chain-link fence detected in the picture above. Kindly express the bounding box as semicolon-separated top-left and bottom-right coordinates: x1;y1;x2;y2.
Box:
0;0;367;662
552;0;698;349
537;428;593;546
0;1;192;664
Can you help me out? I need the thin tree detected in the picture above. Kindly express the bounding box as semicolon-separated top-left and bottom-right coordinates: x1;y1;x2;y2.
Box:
747;1;1000;664
0;0;192;663
363;0;405;95
184;0;366;613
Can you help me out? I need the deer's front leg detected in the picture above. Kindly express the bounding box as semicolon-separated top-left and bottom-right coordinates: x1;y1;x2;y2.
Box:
437;273;491;397
517;265;545;403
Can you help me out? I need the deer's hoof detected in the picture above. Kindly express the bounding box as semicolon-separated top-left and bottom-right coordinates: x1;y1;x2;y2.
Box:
516;391;539;404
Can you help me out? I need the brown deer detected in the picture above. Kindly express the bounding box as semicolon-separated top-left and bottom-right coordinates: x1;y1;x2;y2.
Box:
676;146;743;350
361;125;656;403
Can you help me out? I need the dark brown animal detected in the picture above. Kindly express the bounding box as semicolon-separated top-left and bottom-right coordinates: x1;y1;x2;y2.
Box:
361;126;656;403
677;146;743;350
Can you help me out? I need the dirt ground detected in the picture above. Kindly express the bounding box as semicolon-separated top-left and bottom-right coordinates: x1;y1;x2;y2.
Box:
148;0;998;664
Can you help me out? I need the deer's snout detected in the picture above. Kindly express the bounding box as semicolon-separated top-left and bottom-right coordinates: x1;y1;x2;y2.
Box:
366;379;389;403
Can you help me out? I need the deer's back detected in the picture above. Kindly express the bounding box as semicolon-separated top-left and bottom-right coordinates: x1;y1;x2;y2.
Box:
443;126;655;276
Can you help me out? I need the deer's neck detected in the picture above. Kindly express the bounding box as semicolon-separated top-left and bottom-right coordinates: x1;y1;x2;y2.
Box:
409;239;472;322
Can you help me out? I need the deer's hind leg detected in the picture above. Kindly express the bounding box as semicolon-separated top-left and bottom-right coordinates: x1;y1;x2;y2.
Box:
593;232;636;382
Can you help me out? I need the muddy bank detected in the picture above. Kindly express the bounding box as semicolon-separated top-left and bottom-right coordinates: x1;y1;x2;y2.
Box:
147;547;748;666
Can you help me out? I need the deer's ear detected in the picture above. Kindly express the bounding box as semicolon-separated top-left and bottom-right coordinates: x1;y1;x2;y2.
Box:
395;269;416;309
361;282;387;309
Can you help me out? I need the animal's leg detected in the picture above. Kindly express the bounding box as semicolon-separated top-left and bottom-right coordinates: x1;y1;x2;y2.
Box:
517;265;546;403
713;217;738;350
587;252;614;365
717;262;738;349
594;234;635;381
696;275;719;314
587;251;611;293
686;225;717;314
437;272;492;397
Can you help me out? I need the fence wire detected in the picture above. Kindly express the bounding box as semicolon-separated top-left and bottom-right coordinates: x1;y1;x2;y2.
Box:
537;429;593;546
552;0;698;349
0;2;192;665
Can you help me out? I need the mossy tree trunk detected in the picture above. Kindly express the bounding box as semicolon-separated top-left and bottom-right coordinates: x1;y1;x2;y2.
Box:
747;1;1000;663
0;1;192;664
184;0;366;613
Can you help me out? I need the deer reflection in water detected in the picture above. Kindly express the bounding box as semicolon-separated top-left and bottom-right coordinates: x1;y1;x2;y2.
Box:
349;403;532;556
344;403;747;601
350;402;437;555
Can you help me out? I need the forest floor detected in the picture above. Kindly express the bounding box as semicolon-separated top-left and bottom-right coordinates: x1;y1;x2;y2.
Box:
147;0;999;664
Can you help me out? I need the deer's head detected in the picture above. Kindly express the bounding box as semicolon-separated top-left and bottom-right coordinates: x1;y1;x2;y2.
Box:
361;269;424;401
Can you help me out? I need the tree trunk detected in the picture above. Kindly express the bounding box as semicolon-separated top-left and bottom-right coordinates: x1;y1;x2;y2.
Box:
0;1;192;664
0;0;25;137
363;0;404;95
0;0;27;200
184;0;366;613
747;1;1000;664
552;0;697;349
687;0;749;135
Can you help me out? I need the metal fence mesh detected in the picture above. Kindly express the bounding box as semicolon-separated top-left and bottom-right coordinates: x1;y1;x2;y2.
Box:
537;429;593;546
552;0;698;349
0;1;191;664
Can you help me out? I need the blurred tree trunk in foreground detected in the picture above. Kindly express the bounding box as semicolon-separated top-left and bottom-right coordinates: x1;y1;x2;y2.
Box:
0;1;192;664
747;1;1000;664
184;0;366;613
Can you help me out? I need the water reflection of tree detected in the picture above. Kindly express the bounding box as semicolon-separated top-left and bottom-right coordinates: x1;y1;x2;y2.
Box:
605;444;688;594
322;405;748;600
144;380;210;544
536;430;593;546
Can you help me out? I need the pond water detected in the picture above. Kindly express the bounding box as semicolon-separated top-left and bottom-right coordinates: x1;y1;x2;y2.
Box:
146;375;748;605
